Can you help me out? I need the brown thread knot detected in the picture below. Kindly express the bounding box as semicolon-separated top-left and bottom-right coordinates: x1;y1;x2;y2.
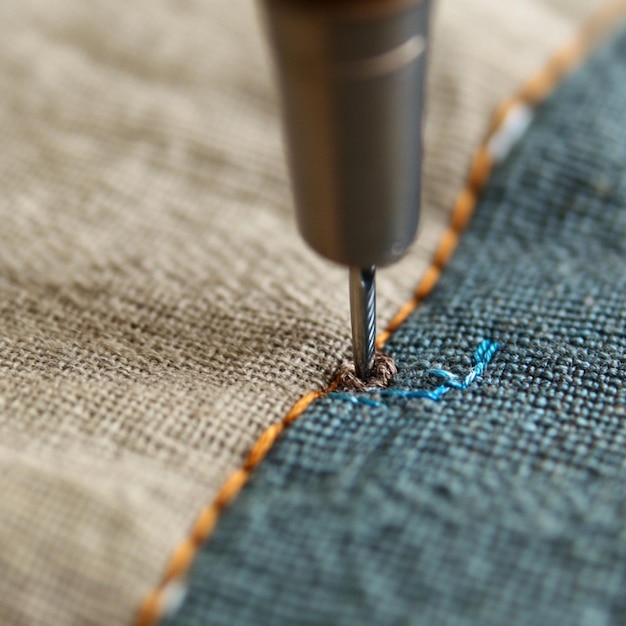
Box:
337;351;397;392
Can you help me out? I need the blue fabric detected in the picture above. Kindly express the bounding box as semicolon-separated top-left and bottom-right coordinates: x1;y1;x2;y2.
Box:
165;28;626;626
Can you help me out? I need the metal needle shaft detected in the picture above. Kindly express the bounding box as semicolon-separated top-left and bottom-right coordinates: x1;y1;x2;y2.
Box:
349;266;377;380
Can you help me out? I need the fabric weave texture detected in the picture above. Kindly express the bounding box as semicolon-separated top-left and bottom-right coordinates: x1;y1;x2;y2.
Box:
0;1;603;623
165;27;626;626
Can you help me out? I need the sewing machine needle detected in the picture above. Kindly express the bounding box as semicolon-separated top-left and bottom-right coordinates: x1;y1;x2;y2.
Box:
349;266;377;380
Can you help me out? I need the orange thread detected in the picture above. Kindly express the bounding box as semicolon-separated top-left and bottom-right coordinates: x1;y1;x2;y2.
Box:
387;298;420;334
468;147;494;191
244;422;285;469
375;330;392;350
136;592;162;626
514;0;626;105
414;265;442;301
433;228;460;268
488;98;518;136
191;506;219;544
133;6;626;625
451;189;477;231
214;469;249;509
163;540;196;583
284;389;326;425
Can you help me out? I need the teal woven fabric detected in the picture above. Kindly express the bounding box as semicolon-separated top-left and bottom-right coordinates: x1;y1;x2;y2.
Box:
165;28;626;626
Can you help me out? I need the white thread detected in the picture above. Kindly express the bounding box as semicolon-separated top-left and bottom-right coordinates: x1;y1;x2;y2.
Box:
488;104;534;163
162;580;188;618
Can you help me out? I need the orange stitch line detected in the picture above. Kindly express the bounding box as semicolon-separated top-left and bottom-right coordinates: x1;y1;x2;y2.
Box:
244;422;285;470
488;98;518;136
281;388;331;427
433;228;460;268
214;468;249;509
468;147;494;192
516;1;626;105
163;539;196;583
133;6;626;625
136;591;163;626
375;330;392;350
414;265;442;301
451;189;478;232
191;506;219;545
388;298;420;332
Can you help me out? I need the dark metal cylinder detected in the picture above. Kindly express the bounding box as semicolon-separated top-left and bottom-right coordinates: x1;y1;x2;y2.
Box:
261;0;431;267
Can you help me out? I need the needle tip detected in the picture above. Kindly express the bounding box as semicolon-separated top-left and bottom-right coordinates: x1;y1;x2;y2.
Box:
349;266;377;380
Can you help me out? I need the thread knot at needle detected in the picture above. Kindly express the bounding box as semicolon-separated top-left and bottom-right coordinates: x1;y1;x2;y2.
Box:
337;351;398;392
332;340;499;407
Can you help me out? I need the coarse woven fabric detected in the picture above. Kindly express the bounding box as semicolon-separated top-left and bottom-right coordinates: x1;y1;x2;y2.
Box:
0;0;610;624
164;27;626;626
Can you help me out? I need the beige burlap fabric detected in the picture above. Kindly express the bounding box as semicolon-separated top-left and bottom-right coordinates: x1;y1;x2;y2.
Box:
0;0;609;624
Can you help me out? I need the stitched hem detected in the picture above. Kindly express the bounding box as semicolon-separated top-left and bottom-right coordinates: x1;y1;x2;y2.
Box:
133;3;626;624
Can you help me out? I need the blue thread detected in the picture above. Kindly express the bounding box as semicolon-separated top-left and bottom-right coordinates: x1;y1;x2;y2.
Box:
331;340;499;407
427;368;457;381
331;393;382;408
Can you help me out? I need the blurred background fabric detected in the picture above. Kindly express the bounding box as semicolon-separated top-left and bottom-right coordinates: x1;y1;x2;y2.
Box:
0;0;610;624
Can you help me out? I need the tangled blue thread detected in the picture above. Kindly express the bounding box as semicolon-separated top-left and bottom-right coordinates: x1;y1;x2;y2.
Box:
332;340;499;408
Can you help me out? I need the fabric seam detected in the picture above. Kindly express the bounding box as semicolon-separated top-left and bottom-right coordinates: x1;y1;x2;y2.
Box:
133;4;626;624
